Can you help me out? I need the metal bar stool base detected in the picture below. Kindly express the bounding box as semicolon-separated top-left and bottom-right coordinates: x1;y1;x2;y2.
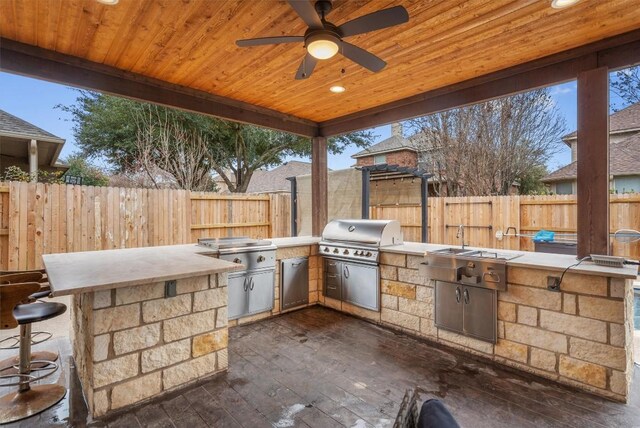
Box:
0;384;66;424
0;351;59;374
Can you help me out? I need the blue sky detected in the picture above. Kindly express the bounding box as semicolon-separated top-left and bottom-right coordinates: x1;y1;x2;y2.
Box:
0;71;626;172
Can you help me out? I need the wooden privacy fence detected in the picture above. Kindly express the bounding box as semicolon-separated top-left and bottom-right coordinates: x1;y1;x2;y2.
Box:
0;182;290;270
371;194;640;259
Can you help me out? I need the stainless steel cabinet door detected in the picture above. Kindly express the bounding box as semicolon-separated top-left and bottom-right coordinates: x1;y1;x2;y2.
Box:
435;281;463;333
228;273;249;320
281;258;309;310
462;286;496;343
247;270;275;315
342;263;379;310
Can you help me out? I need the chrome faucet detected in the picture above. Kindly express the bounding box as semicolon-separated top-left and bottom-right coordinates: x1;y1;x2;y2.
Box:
456;224;467;249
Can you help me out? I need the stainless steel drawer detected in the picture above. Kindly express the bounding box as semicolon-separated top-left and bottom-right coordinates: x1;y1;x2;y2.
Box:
324;259;341;274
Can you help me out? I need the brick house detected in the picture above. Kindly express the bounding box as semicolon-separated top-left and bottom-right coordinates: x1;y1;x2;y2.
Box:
351;123;418;167
542;102;640;194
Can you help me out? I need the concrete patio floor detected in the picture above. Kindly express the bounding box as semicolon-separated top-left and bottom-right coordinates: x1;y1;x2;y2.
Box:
2;305;640;427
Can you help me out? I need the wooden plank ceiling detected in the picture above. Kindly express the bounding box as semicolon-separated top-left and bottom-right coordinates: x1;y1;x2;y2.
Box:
1;0;639;124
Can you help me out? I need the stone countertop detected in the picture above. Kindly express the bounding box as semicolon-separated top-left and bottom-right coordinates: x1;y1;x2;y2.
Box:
270;236;320;248
43;244;243;297
382;242;639;279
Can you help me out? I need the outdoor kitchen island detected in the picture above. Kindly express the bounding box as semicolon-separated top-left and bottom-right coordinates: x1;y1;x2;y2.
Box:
42;244;243;419
320;242;638;404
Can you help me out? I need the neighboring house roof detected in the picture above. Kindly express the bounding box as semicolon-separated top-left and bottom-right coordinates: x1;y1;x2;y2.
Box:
542;133;640;182
0;109;65;143
246;161;314;193
562;102;640;142
0;109;67;169
351;135;417;158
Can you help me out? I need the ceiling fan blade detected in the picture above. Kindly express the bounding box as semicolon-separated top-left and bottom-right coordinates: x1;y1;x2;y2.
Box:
295;53;318;80
340;42;386;72
339;6;409;37
236;36;304;47
288;0;323;29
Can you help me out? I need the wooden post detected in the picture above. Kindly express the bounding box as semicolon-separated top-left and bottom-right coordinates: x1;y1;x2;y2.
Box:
311;136;328;236
29;139;38;183
577;67;609;258
421;176;428;243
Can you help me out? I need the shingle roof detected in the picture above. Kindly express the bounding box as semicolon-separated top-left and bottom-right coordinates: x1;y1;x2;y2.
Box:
563;102;640;140
246;161;314;193
351;135;416;158
542;132;640;182
0;109;64;142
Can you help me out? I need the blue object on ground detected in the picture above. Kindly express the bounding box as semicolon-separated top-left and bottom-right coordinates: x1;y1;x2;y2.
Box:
418;399;460;428
533;230;555;243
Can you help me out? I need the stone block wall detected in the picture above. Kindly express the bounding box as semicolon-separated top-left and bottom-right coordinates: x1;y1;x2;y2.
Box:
228;245;320;327
318;251;635;402
72;273;228;417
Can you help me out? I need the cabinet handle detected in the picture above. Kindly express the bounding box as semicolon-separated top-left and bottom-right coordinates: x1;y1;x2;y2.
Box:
249;277;255;290
327;285;337;290
327;274;338;278
243;277;248;292
291;262;303;266
455;287;461;303
463;288;470;304
344;266;350;278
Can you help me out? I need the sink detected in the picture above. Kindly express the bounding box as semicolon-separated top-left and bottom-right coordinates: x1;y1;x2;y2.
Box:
463;250;523;261
430;248;522;261
431;248;477;256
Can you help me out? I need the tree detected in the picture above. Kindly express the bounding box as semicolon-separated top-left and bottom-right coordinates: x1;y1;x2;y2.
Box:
63;154;110;186
59;92;374;192
407;89;566;196
611;65;640;108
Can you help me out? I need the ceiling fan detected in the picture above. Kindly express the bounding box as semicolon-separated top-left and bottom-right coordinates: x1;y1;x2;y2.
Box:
236;0;409;80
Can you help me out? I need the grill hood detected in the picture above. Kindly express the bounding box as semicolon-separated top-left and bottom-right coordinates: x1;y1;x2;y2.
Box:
320;219;403;247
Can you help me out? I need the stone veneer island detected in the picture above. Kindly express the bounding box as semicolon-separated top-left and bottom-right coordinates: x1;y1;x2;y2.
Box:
43;244;242;418
43;237;639;418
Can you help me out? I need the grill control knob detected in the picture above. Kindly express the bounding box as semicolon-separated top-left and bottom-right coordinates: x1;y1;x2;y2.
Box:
365;252;372;257
324;247;330;252
233;258;242;264
257;255;265;262
333;248;339;254
354;250;360;256
343;249;349;255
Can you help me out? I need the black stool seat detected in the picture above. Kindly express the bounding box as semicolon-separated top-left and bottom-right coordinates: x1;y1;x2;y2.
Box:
29;290;51;300
12;302;66;325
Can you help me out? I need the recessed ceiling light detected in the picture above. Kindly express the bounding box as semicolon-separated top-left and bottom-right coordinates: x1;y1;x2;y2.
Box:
551;0;580;9
97;0;119;5
330;85;346;93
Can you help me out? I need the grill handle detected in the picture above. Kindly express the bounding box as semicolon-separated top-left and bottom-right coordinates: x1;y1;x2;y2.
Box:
344;266;350;278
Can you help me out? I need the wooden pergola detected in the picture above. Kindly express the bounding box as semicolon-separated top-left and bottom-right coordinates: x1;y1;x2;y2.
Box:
2;0;640;257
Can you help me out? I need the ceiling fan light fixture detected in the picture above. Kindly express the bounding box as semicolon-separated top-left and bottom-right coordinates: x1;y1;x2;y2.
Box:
330;85;346;93
550;0;580;9
306;33;340;60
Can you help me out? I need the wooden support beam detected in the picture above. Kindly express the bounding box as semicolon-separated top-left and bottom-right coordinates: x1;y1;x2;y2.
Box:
311;136;328;236
0;39;319;138
577;67;609;258
320;30;640;137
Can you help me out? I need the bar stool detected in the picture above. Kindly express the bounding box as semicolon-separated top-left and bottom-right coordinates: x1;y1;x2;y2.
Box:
0;271;58;372
0;282;67;424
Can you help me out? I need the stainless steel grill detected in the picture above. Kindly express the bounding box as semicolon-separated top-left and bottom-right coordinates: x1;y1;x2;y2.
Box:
198;237;276;319
319;220;403;311
319;219;403;264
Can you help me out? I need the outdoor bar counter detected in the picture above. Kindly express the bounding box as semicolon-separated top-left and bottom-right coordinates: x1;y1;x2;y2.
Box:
42;245;242;418
42;237;639;420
